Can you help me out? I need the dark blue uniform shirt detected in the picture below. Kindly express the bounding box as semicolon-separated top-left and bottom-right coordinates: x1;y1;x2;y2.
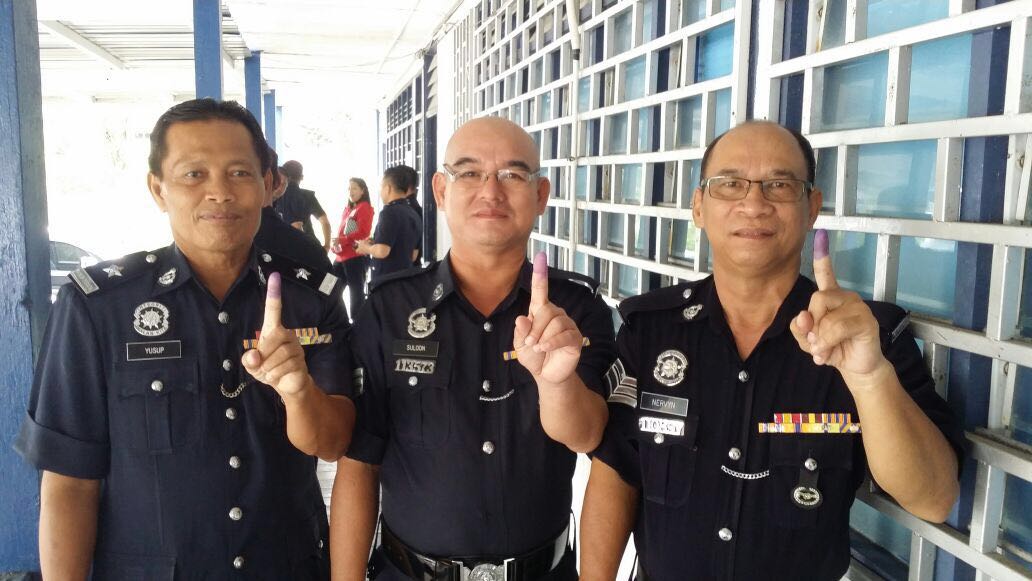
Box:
16;244;352;580
346;256;616;575
593;275;964;581
369;199;421;283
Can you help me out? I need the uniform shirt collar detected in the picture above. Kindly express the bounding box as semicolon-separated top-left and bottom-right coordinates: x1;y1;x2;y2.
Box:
426;253;533;313
151;244;261;297
703;274;818;345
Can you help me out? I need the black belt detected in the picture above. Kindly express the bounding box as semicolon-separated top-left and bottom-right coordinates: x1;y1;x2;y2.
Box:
378;519;570;581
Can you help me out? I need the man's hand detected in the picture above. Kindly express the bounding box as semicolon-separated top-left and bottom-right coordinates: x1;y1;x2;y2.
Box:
354;238;372;255
242;272;312;396
790;229;887;382
513;252;584;384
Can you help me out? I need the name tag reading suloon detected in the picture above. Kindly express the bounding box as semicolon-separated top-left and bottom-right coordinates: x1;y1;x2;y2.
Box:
395;358;436;374
392;340;440;358
126;340;182;361
639;416;685;436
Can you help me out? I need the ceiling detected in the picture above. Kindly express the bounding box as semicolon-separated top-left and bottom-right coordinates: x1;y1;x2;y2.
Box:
35;0;463;107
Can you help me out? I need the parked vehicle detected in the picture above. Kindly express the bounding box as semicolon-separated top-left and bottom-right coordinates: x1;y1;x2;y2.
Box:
50;241;100;301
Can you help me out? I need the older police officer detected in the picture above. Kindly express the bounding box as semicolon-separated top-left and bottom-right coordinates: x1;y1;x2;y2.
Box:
17;98;355;579
331;117;616;581
581;121;963;580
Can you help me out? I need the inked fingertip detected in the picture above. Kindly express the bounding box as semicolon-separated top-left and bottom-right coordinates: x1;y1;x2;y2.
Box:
533;251;548;276
813;229;829;260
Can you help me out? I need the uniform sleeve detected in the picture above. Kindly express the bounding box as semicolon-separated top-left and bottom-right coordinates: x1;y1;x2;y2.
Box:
344;294;390;465
372;207;400;249
305;280;354;398
15;285;111;479
308;191;326;219
589;317;644;489
572;292;617;397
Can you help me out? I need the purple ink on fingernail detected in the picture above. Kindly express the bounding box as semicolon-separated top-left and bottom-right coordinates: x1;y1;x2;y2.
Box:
267;272;282;299
534;251;547;276
813;229;829;260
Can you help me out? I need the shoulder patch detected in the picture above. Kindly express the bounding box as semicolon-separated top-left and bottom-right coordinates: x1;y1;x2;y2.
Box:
70;249;160;297
368;262;433;294
865;300;911;345
618;279;707;321
548;267;600;296
258;250;337;296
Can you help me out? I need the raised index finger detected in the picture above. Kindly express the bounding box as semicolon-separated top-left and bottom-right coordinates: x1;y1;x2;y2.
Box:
812;229;840;291
529;251;549;315
262;271;283;333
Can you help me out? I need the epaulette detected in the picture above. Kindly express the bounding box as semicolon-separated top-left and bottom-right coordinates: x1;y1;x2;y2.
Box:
865;300;911;346
368;263;433;294
68;249;162;297
549;268;601;296
257;250;339;297
618;279;707;321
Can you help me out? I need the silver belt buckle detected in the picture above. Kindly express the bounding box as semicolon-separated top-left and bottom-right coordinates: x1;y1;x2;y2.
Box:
466;562;505;581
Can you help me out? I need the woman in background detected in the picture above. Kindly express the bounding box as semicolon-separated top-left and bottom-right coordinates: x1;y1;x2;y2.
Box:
332;177;374;320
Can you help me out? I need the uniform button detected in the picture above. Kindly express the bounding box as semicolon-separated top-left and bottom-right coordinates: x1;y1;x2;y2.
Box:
145;253;157;263
318;539;324;549
232;556;245;569
482;441;495;455
805;457;818;471
218;311;229;324
408;376;418;387
222;359;232;371
481;380;491;392
718;527;733;541
483;321;493;332
229;455;241;469
653;433;665;444
229;507;243;521
738;370;749;383
728;447;741;461
682;288;693;299
150;380;164;393
225;407;237;420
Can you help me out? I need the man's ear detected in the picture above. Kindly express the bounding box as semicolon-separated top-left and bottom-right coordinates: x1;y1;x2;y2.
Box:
535;176;551;214
691;187;704;226
262;168;274;206
807;187;823;227
148;173;168;213
431;172;448;208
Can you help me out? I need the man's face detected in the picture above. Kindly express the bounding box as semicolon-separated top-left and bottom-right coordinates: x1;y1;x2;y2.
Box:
380;179;392;204
691;123;822;276
432;118;549;253
148;119;269;260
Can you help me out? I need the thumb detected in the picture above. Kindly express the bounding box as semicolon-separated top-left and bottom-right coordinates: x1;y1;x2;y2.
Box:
242;348;263;372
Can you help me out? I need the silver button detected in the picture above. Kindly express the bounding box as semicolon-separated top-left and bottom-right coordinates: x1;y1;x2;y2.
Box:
262;253;272;263
145;253;157;263
232;556;245;569
804;457;817;471
408;376;418;387
225;407;237;420
718;527;733;541
222;359;232;371
229;506;243;521
728;447;741;461
229;456;241;469
218;311;229;324
738;370;749;383
150;380;164;393
483;321;493;332
653;433;665;444
482;380;491;392
318;539;324;549
682;288;693;299
482;441;495;454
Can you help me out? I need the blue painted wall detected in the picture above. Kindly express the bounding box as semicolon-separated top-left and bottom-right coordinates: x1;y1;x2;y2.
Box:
193;0;223;99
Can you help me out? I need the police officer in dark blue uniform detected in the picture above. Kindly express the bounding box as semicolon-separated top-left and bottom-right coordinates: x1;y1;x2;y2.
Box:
16;98;356;580
580;121;964;581
331;117;616;581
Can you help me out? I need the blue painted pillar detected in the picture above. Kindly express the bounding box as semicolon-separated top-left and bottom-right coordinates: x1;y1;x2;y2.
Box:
275;105;284;152
245;51;262;122
0;0;50;572
263;89;276;149
193;0;223;99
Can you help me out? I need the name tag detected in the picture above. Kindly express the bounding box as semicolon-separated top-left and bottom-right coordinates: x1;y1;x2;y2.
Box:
639;392;689;417
393;340;439;358
395;358;436;374
126;340;182;361
639;416;685;436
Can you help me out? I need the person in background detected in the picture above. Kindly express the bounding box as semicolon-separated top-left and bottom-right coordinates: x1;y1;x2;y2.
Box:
354;166;422;284
255;148;331;270
277;159;333;251
331;177;374;320
397;164;423;265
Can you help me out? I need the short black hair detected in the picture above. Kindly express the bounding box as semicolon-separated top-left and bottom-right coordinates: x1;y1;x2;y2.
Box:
282;160;303;183
700;120;816;184
383;165;412;193
395;164;419;193
149;98;270;178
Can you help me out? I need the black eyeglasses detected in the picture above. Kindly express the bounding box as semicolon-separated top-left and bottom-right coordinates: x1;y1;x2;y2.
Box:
701;176;813;202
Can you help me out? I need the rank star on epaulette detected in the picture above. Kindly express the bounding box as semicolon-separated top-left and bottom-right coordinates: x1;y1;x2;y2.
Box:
295;268;310;280
104;264;123;278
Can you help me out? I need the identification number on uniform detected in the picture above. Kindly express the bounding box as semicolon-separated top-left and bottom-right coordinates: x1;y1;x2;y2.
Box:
394;358;436;374
638;416;685;436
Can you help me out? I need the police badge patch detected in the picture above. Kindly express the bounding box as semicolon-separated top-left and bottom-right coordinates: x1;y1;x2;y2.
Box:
653;349;688;387
133;302;170;337
407;308;437;338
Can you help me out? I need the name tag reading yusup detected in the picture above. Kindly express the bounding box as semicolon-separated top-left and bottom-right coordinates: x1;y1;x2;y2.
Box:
392;340;440;358
639;392;690;417
126;340;182;361
639;416;685;436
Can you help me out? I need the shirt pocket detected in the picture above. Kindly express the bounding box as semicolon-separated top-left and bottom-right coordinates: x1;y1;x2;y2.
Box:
637;414;700;507
387;354;453;448
109;358;202;453
767;435;855;529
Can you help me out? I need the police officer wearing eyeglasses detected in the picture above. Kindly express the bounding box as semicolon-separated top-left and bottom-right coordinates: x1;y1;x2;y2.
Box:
16;99;355;579
331;116;616;581
580;121;963;580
